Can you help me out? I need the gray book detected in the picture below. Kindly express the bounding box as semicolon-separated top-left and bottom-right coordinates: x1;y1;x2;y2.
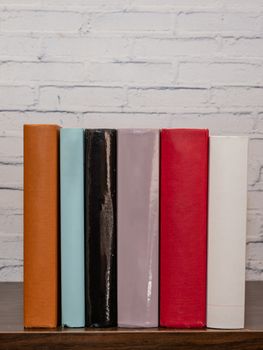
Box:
117;129;159;327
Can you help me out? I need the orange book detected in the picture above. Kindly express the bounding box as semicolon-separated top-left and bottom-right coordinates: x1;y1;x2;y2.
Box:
24;124;60;328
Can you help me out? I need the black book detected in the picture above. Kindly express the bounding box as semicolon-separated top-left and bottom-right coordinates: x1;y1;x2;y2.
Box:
84;129;117;327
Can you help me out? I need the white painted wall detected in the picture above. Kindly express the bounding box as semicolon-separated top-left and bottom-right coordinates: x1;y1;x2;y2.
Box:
0;0;263;281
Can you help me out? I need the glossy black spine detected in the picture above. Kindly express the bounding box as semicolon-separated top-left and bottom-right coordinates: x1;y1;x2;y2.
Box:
84;129;117;327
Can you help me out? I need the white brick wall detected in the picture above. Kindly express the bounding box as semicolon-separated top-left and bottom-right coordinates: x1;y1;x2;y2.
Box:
0;0;262;281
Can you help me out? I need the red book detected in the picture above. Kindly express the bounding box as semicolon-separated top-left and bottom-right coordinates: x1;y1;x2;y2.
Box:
160;129;209;328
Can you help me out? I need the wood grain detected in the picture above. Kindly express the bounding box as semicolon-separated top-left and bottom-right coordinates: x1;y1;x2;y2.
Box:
0;282;263;349
2;331;263;350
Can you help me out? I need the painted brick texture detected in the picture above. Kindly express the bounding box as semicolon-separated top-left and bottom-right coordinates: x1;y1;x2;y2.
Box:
0;0;262;281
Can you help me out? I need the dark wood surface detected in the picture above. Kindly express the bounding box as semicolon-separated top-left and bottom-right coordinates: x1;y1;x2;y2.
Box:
0;282;263;349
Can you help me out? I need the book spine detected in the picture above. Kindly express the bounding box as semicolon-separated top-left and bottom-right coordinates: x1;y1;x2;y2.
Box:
84;129;117;327
24;124;60;328
117;129;159;328
160;129;209;328
60;128;85;328
207;136;248;329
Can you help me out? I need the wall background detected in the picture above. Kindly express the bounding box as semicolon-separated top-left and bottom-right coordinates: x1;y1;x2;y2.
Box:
0;0;263;281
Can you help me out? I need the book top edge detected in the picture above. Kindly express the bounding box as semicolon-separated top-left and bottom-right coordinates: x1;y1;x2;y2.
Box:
24;124;60;128
84;129;116;132
118;129;159;134
60;128;84;132
161;128;208;132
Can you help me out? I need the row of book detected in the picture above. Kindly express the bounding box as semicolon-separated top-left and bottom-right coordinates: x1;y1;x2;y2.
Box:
23;125;248;329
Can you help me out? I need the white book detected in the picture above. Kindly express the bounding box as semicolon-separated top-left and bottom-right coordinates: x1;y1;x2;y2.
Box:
207;136;248;329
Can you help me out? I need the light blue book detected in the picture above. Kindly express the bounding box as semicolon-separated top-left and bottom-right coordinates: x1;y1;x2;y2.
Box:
60;128;85;327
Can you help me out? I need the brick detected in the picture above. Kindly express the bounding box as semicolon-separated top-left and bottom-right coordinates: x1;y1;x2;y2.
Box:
0;189;22;211
1;10;82;33
211;87;263;108
0;234;22;260
255;115;263;135
247;242;263;261
178;62;260;85
128;87;209;111
0;234;23;282
222;13;260;33
177;12;223;33
0;134;23;159
0;61;84;82
0;213;22;235
42;36;131;60
86;62;173;84
249;160;263;192
0;35;40;57
248;190;263;211
81;112;173;128
133;37;218;58
0;259;22;281
39;86;126;111
247;211;263;240
222;38;263;57
177;12;259;34
0;0;40;3
90;12;172;32
0;86;35;109
246;260;263;281
42;0;128;7
130;0;223;9
225;0;263;10
248;138;263;159
0;162;22;188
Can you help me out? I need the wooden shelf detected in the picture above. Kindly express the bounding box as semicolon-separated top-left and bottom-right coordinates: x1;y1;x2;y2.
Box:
0;282;263;349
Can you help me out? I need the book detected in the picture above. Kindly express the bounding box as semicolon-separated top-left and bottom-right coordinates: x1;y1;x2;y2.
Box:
24;124;60;328
60;128;85;327
84;129;117;327
117;129;159;328
160;128;209;328
207;136;248;329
